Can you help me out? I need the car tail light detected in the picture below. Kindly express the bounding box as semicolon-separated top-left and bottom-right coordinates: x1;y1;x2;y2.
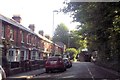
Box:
57;60;63;64
45;61;50;65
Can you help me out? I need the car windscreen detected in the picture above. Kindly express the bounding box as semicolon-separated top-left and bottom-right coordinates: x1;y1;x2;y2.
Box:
48;57;59;61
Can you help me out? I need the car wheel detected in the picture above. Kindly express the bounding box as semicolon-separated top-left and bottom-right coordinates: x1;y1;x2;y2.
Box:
46;69;49;73
64;68;66;71
62;68;66;72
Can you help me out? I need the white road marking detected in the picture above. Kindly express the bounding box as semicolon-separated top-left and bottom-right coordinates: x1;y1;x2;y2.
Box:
86;65;94;80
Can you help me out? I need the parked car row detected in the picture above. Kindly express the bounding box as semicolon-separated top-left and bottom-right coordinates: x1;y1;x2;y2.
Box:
45;56;72;73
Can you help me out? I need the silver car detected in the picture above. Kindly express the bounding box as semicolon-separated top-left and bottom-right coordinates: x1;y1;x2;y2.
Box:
0;65;6;80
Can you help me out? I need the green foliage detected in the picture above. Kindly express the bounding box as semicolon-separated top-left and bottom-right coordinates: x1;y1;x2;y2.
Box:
63;2;120;71
65;48;78;61
52;23;69;46
68;30;88;51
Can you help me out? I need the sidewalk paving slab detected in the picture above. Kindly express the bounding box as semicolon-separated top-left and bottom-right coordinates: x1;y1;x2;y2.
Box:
7;68;45;79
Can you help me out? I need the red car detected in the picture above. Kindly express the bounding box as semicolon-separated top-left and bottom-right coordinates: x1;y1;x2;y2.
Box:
45;56;66;73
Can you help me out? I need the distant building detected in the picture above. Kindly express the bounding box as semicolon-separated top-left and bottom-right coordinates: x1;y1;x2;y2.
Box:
55;42;66;52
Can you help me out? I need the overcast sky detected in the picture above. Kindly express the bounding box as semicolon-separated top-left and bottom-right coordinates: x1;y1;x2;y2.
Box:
0;0;79;37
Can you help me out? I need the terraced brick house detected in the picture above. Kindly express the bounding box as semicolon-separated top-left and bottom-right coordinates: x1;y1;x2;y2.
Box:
0;14;64;76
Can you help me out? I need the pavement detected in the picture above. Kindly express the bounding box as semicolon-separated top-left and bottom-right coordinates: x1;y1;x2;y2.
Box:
95;64;120;77
7;68;45;79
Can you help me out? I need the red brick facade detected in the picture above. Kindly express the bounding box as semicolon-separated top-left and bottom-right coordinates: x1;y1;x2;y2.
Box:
0;14;63;62
0;14;65;76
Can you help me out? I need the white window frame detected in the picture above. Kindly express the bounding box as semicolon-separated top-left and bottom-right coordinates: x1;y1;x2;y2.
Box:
27;34;30;44
31;51;36;60
10;28;14;41
21;31;24;43
8;50;14;62
33;36;35;46
27;34;31;45
20;51;25;61
25;51;28;60
1;24;5;39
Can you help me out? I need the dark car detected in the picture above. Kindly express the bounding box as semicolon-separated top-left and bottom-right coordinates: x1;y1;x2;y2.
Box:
63;58;72;68
45;56;66;73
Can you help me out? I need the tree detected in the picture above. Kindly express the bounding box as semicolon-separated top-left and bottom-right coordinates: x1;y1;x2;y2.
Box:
63;2;120;71
65;48;78;61
52;23;69;46
68;30;87;52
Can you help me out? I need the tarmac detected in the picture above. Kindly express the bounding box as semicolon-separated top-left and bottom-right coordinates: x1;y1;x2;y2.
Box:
7;62;120;79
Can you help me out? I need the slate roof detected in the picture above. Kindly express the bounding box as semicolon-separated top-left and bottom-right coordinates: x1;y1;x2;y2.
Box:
0;14;54;44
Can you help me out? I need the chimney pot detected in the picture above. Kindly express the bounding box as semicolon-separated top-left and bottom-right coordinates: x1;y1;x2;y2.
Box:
29;24;35;32
39;30;44;36
45;35;50;40
12;15;21;23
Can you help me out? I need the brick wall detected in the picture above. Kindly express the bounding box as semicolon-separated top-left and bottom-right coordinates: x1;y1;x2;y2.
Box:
5;24;10;40
0;20;2;42
0;20;2;65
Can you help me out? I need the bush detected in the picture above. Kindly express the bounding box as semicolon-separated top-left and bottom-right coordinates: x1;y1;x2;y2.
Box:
65;48;78;61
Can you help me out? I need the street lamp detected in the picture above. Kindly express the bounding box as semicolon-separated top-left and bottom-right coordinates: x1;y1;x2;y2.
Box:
52;10;58;36
68;31;73;48
68;31;70;48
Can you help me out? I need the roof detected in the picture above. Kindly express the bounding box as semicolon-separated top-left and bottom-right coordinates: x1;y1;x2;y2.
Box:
0;14;53;43
0;14;35;34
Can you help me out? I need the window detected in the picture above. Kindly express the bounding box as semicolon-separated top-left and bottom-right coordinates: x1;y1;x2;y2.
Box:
31;51;36;60
33;36;36;46
35;37;37;46
9;50;14;61
29;35;31;44
2;24;5;38
9;51;14;56
21;31;24;43
31;36;34;45
27;34;29;44
20;51;24;61
25;52;28;60
10;28;14;40
27;34;31;44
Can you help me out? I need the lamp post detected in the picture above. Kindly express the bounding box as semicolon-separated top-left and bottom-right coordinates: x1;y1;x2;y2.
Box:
67;31;70;48
52;10;58;36
68;31;73;48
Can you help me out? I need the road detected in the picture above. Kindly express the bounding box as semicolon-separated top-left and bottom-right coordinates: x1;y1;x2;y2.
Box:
33;62;119;80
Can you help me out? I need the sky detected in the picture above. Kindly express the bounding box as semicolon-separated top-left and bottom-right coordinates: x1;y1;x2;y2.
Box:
0;0;79;37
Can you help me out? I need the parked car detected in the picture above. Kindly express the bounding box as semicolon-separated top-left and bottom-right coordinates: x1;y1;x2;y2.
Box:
0;65;6;80
63;58;72;68
45;56;66;73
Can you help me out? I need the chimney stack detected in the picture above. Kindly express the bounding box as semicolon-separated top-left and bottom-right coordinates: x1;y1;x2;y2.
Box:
39;30;44;36
45;35;50;40
28;24;35;32
12;15;21;23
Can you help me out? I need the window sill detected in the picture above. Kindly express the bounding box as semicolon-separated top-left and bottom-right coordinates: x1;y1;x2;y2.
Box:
27;43;30;45
33;44;35;46
10;39;14;41
27;43;31;45
21;41;24;44
1;37;5;40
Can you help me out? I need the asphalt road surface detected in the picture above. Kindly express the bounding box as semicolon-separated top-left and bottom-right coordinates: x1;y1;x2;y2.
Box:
33;62;119;80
